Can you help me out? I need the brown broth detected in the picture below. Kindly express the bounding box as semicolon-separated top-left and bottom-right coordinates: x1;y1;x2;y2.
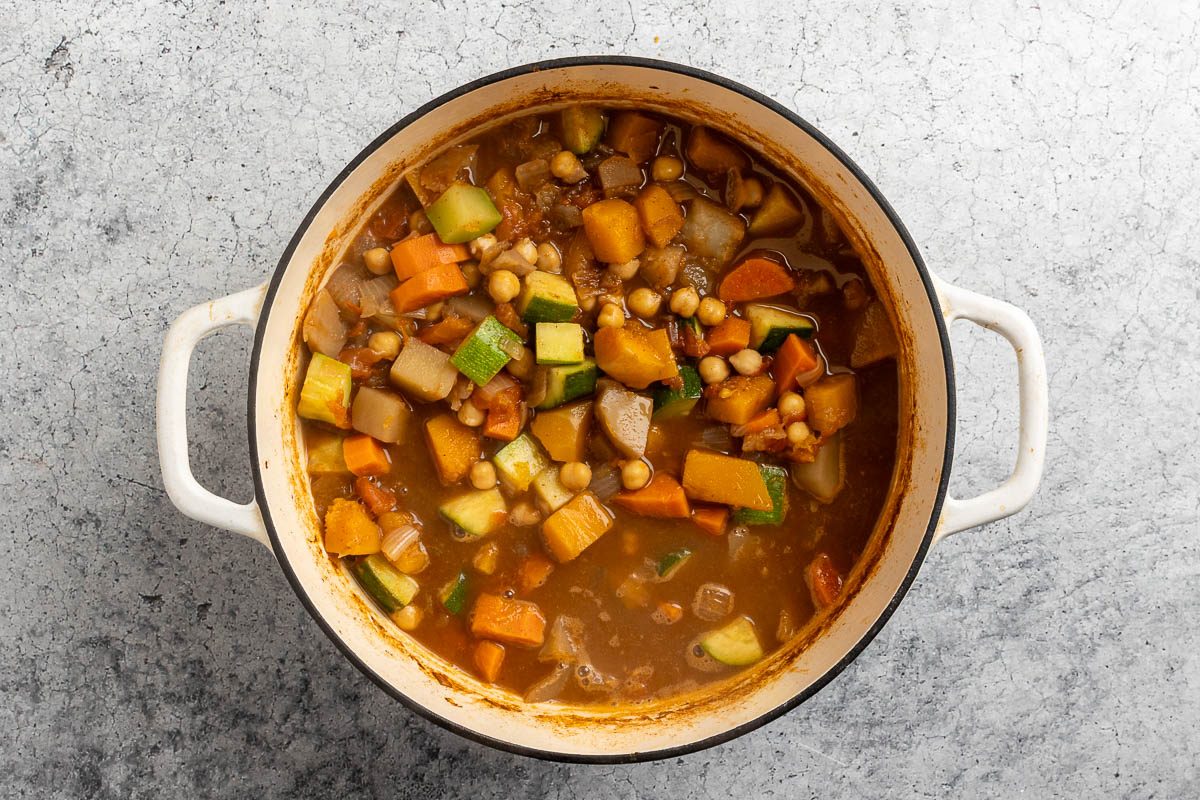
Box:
301;105;900;704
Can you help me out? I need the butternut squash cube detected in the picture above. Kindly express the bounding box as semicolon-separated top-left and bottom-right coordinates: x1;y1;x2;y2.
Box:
705;375;776;425
593;324;679;389
582;198;645;264
681;450;772;511
541;491;615;563
423;413;482;485
634;185;684;248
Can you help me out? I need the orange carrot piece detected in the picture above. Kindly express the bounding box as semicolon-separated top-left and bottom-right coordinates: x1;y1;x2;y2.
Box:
390;233;469;281
342;434;390;477
417;315;475;346
705;316;751;356
517;553;556;595
389;262;469;313
718;257;797;302
612;473;691;518
354;477;396;516
773;333;820;394
690;504;730;536
655;600;685;624
469;593;546;648
805;552;844;609
473;640;506;682
739;408;781;436
483;386;524;441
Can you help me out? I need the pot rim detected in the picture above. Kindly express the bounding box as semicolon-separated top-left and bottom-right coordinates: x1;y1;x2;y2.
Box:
247;55;956;764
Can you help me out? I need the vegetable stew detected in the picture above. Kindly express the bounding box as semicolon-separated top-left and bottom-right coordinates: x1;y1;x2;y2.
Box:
297;105;900;704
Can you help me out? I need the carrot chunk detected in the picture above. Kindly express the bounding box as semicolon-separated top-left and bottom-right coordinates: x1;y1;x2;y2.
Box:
773;333;820;394
342;434;390;477
718;257;797;302
690;504;730;536
612;473;691;518
705;316;751;356
389;262;469;313
390;233;469;281
473;640;506;683
469;593;546;648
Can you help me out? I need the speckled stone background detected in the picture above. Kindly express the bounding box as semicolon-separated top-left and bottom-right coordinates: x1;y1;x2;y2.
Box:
2;1;1197;797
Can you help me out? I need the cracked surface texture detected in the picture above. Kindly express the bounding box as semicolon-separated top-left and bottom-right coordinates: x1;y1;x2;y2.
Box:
1;1;1197;797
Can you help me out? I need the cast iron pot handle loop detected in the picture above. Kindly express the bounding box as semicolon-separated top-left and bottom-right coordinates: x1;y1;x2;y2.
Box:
157;284;272;550
933;277;1048;544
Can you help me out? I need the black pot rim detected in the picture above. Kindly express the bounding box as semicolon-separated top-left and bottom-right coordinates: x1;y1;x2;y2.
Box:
247;55;955;765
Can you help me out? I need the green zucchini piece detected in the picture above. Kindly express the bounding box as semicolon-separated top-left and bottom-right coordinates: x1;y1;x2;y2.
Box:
493;433;551;492
561;106;606;155
451;315;523;385
438;570;470;615
746;304;815;351
355;554;419;613
652;365;702;419
733;463;789;526
535;322;585;365
298;353;352;426
517;271;579;323
532;466;574;513
536;359;598;409
426;180;502;244
700;616;764;666
438;488;508;536
656;548;693;580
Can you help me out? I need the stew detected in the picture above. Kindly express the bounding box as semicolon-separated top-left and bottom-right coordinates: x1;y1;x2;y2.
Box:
297;105;900;704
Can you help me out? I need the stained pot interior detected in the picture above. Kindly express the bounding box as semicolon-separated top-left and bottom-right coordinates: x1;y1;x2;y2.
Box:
250;61;950;759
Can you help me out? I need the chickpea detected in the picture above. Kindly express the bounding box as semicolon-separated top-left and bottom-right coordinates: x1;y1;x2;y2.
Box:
729;348;764;376
469;233;498;260
458;400;485;428
367;331;402;361
621;459;651;491
697;297;727;327
505;345;535;379
597;302;626;328
699;355;730;384
627;288;662;319
488;269;521;304
394;604;423;631
651;155;684;182
607;258;640;280
742;177;765;208
787;421;812;446
560;462;592;491
668;286;700;318
536;242;562;272
469;459;497;489
778;391;806;420
550;150;588;183
409;209;432;235
363;247;392;275
509;500;542;527
514;237;538;265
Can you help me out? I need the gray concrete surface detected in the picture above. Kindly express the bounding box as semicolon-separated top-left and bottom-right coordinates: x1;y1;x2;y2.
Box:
2;1;1197;797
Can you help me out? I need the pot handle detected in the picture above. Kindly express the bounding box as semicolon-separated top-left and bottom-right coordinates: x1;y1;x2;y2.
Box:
157;284;272;550
933;278;1048;543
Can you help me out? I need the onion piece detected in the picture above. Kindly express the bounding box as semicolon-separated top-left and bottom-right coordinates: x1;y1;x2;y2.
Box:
539;616;588;663
524;662;572;703
445;294;493;323
499;336;526;361
325;262;369;312
692;582;735;622
302;290;347;358
359;275;399;318
472;372;518;407
791;432;844;503
692;425;733;453
587;464;621;501
381;524;421;563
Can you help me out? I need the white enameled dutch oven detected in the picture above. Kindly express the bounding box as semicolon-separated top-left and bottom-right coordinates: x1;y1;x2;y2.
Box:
156;57;1048;762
